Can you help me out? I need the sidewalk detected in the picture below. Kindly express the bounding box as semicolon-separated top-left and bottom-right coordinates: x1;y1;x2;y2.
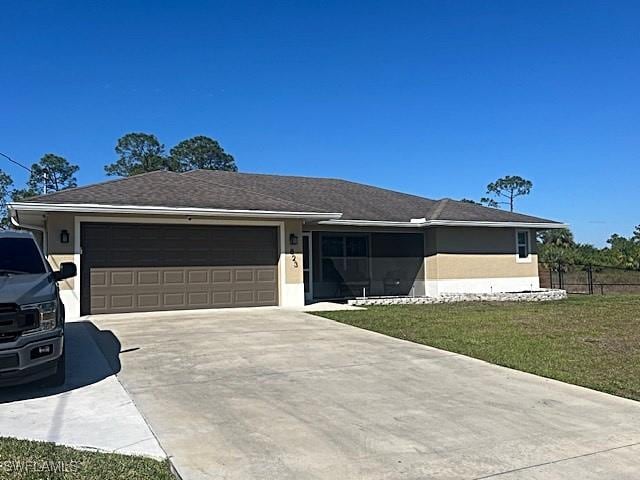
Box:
0;320;165;459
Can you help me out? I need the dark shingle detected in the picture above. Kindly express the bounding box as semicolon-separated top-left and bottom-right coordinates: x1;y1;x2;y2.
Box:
427;198;558;224
21;169;561;224
22;171;328;213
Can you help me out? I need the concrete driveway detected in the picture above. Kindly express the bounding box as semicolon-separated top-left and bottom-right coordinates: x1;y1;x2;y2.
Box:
0;320;164;458
92;308;640;480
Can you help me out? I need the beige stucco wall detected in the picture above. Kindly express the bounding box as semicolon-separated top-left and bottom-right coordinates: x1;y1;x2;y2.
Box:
428;227;537;255
45;213;76;290
46;212;75;255
427;253;538;279
283;219;303;284
424;227;539;281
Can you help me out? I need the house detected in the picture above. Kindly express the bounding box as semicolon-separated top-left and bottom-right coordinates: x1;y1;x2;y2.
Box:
8;170;566;317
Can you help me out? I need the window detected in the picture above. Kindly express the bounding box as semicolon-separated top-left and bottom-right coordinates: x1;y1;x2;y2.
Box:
516;230;530;260
0;238;47;274
320;234;369;282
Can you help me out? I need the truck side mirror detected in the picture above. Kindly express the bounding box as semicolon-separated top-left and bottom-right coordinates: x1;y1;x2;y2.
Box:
53;262;77;281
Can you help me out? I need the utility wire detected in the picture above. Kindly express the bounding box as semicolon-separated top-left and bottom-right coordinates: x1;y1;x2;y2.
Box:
0;151;32;173
0;151;49;194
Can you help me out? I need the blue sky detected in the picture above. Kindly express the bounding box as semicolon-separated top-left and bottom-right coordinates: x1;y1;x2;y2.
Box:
1;1;638;245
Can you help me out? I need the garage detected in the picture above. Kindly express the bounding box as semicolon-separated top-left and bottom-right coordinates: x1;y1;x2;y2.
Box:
80;223;279;315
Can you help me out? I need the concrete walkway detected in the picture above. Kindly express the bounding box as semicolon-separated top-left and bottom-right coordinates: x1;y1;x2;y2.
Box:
91;308;640;479
0;320;165;459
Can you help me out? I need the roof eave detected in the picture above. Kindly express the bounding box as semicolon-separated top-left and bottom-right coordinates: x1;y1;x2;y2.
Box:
319;219;568;229
9;202;343;221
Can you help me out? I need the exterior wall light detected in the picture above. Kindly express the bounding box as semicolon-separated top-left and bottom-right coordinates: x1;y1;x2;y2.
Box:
289;233;298;246
60;229;70;244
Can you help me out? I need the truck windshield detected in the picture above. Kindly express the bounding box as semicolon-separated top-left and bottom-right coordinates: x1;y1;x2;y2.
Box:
0;238;47;274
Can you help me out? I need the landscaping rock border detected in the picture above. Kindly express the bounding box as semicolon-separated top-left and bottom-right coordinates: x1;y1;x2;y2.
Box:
348;289;567;306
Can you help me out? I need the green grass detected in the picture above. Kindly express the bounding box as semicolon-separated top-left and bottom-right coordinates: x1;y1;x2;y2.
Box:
316;295;640;401
0;437;174;480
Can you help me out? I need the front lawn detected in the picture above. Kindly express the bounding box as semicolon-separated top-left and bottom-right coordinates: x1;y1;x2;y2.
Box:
0;437;174;480
316;295;640;401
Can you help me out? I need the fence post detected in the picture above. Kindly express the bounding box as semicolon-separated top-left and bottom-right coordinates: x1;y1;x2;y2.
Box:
558;269;564;290
549;268;553;289
587;265;594;295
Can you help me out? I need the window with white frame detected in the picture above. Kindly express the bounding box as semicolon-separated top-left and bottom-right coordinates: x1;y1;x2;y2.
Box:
516;230;530;259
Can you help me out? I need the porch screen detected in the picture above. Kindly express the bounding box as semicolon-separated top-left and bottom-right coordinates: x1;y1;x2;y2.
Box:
320;234;369;297
312;231;425;299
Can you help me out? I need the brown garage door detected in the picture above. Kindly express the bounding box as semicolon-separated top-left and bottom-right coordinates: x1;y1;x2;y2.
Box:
80;223;279;315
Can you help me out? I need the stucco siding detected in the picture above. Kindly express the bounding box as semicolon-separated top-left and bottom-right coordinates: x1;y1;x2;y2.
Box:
424;226;540;294
284;219;303;285
432;253;538;279
433;227;537;255
46;212;75;255
425;227;538;278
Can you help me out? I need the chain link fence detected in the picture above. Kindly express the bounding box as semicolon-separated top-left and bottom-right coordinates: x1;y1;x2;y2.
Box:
539;264;640;294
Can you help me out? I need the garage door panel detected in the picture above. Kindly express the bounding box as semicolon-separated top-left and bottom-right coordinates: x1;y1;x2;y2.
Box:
163;271;185;284
212;291;233;306
212;270;232;284
138;271;161;286
257;269;276;282
81;224;279;314
90;271;107;286
234;290;255;303
111;295;135;309
257;290;277;303
91;295;107;310
188;292;209;306
138;294;161;308
83;224;278;268
235;270;255;282
163;293;186;307
187;270;209;284
86;265;278;313
111;271;135;286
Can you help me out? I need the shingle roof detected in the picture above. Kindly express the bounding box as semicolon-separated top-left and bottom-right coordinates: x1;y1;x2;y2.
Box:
20;169;561;224
21;171;328;213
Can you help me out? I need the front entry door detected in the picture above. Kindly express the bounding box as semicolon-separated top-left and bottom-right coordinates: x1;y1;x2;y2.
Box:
303;233;313;302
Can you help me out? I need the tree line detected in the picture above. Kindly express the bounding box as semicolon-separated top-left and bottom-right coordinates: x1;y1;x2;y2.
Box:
538;227;640;271
0;133;237;227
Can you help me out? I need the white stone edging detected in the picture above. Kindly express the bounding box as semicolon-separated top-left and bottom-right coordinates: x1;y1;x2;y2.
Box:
348;289;567;306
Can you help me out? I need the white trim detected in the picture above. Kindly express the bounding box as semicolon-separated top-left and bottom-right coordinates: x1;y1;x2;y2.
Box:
69;215;296;317
515;229;533;264
10;202;342;220
302;232;313;302
281;282;305;308
320;219;568;229
427;276;540;295
10;202;565;229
